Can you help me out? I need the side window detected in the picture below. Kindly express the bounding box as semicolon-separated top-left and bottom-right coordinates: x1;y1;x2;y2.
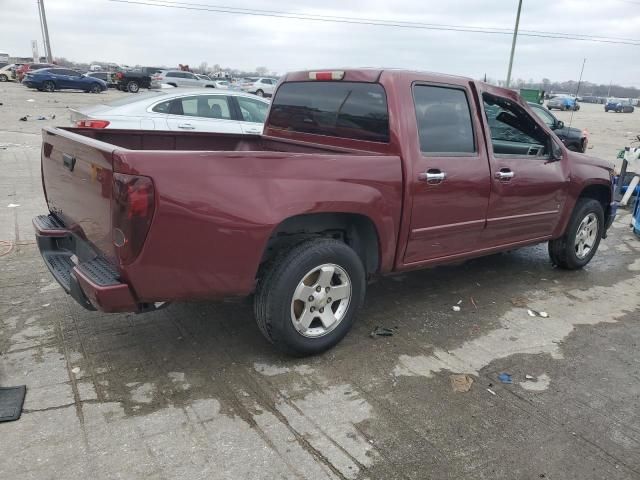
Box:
203;96;232;119
237;97;268;123
186;73;197;80
413;85;475;154
160;96;232;119
530;105;555;128
482;93;549;157
261;79;272;85
152;99;176;114
166;72;177;78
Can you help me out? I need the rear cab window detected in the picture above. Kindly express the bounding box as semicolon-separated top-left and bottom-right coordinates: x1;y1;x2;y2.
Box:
268;81;389;143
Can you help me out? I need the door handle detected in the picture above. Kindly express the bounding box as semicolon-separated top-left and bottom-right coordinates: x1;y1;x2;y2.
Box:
419;169;447;184
177;123;195;130
495;169;515;181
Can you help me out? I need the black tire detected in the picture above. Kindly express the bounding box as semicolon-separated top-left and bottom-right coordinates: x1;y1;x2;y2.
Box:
0;74;7;82
548;198;604;270
561;105;567;111
43;80;55;92
89;83;101;93
127;80;139;93
547;106;553;110
567;144;579;152
167;83;177;88
254;238;366;356
255;89;264;97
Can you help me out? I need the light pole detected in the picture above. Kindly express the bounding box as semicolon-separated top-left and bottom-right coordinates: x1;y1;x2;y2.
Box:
37;0;53;63
505;0;523;88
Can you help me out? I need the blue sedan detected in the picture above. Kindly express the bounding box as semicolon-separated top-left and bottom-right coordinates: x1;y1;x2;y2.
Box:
23;68;107;93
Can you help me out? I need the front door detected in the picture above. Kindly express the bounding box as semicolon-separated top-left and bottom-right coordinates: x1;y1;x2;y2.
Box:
404;83;492;264
479;87;569;246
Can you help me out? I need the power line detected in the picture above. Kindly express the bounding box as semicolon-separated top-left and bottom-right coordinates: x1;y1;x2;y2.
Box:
106;0;640;46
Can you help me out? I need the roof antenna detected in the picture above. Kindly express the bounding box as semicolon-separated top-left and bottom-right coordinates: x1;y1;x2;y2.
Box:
568;58;586;130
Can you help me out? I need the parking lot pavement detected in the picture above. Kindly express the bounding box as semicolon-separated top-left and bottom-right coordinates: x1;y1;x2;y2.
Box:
1;81;640;479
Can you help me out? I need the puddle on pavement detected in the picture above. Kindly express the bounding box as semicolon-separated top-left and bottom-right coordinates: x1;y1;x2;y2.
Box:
393;273;640;381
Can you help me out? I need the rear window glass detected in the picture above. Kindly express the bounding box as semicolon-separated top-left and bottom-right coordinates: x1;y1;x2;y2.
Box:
269;82;389;143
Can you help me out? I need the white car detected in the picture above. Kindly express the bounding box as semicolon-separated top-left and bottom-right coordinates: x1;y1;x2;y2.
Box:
150;70;217;89
70;89;270;135
240;77;277;97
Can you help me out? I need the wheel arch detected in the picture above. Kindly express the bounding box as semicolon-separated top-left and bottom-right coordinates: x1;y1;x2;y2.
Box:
259;212;381;278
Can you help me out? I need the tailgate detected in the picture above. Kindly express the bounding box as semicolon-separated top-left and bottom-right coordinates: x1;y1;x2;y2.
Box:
42;127;116;259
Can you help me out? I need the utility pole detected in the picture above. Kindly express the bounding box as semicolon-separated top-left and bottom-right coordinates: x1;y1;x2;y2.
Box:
505;0;523;88
37;0;53;63
607;80;612;97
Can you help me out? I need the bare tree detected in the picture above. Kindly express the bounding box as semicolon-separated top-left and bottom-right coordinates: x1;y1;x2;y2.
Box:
255;66;269;76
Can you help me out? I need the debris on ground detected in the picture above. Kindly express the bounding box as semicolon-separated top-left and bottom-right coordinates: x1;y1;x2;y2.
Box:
527;309;549;318
19;116;27;121
525;374;535;380
7;203;20;208
498;373;512;384
450;374;474;393
486;388;496;395
71;367;80;374
470;297;478;309
26;99;35;102
511;296;528;307
452;306;461;312
370;326;396;338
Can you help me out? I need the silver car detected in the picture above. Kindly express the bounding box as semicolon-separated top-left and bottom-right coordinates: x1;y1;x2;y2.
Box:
69;89;270;135
151;70;216;89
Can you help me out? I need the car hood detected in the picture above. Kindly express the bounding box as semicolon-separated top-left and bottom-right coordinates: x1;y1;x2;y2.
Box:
569;151;614;173
554;125;583;139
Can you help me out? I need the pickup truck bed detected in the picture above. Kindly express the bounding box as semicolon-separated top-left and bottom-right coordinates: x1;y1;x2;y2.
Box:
38;126;402;313
35;68;615;355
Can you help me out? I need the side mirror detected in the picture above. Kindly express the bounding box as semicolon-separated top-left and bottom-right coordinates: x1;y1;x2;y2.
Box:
555;120;564;130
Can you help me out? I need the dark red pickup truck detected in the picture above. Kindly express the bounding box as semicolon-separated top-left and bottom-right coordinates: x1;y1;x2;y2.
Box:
34;69;616;355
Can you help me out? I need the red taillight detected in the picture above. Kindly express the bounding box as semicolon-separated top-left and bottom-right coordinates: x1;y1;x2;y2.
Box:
308;71;344;81
75;119;110;129
112;173;155;264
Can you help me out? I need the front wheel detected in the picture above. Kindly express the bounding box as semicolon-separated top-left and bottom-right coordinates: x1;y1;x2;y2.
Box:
127;80;140;93
43;80;55;92
254;238;366;356
89;83;101;93
0;74;7;82
549;198;604;270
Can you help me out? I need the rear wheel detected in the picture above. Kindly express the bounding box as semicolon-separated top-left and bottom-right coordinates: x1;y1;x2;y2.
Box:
549;198;604;270
89;83;101;93
0;74;7;82
255;89;264;97
254;238;366;356
43;80;55;92
127;80;140;93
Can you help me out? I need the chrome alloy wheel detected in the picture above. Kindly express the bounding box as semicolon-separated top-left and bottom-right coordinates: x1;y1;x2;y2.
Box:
575;213;599;259
290;263;352;338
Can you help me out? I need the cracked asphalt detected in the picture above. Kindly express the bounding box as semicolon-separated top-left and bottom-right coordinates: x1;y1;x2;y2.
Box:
1;81;640;479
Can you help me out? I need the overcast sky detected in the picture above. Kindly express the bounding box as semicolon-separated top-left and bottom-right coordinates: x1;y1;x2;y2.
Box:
4;0;640;86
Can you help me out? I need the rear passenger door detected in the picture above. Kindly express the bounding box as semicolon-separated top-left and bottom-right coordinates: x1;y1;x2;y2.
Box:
479;89;569;245
404;83;492;264
162;95;243;133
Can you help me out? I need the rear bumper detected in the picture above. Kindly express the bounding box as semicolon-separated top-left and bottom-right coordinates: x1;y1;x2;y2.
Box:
33;214;154;313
